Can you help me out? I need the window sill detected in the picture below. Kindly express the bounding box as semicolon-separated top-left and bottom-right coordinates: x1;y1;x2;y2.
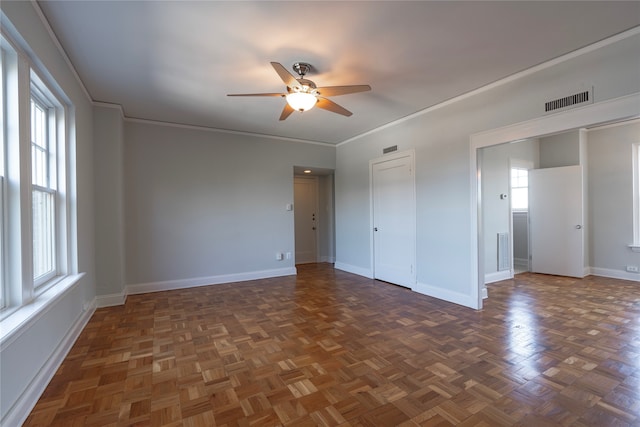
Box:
629;245;640;253
0;273;85;347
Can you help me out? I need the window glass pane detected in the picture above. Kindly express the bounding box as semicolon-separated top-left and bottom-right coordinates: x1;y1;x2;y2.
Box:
31;97;48;187
511;187;528;210
33;189;55;281
511;167;529;210
31;93;55;283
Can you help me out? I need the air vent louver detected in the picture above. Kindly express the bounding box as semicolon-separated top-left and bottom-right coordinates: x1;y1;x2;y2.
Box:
544;90;592;113
383;145;398;154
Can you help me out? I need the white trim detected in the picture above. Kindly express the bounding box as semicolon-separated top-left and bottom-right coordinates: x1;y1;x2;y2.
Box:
485;270;513;284
338;27;640;147
413;281;476;309
334;262;373;279
590;267;640;283
587;117;640;131
471;93;640;310
514;257;529;270
0;296;95;427
127;267;296;295
93;101;125;119
95;290;127;308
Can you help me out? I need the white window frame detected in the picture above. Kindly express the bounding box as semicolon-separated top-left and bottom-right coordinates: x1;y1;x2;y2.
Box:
632;142;640;251
30;88;58;287
0;29;75;320
0;42;6;309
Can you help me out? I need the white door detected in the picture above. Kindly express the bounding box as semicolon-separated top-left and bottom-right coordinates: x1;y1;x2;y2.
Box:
529;165;584;277
372;153;416;287
294;177;318;264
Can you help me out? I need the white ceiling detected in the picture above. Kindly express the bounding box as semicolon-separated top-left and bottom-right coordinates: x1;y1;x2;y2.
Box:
38;1;640;145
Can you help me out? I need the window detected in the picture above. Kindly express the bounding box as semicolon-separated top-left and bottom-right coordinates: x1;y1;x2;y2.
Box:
31;95;56;285
511;167;529;211
0;45;6;309
1;31;74;317
633;143;640;249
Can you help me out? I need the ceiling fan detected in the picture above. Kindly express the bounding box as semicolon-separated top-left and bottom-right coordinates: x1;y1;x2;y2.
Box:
228;62;371;121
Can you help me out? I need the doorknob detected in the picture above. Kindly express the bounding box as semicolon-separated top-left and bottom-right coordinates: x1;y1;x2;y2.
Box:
312;227;316;230
374;227;378;231
575;225;582;229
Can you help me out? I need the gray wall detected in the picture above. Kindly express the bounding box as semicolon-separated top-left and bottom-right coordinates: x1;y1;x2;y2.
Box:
588;120;640;275
93;106;125;297
336;32;640;301
124;122;335;285
540;130;581;168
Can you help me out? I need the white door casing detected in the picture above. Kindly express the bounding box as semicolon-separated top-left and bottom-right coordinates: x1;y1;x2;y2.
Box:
529;165;585;277
371;151;416;288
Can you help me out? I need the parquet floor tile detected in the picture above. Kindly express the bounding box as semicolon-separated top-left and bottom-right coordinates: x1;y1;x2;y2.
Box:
23;264;640;426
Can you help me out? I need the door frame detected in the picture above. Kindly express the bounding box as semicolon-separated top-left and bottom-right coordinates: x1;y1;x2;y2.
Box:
369;149;417;287
470;93;639;310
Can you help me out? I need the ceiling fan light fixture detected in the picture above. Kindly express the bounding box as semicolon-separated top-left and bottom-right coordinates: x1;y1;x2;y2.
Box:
286;92;317;112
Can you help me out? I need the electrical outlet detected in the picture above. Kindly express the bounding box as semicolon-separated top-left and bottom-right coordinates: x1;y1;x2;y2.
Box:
626;265;639;273
286;252;292;260
276;252;283;261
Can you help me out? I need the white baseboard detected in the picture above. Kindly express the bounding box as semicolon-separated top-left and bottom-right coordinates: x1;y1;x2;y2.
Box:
590;267;640;282
484;270;513;284
127;267;297;295
482;287;488;299
2;302;96;427
96;291;128;308
334;262;373;279
413;281;476;309
514;258;529;269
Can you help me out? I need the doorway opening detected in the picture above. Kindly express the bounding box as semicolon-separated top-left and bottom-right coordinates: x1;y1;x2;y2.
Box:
510;161;532;274
293;167;335;266
471;93;639;309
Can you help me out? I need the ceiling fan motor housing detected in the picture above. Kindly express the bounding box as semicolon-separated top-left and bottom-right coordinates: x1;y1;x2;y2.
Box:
296;79;317;91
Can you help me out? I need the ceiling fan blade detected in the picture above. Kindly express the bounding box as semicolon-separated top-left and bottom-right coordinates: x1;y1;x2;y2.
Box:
227;93;284;97
271;62;301;89
316;97;353;117
279;103;295;121
316;85;371;97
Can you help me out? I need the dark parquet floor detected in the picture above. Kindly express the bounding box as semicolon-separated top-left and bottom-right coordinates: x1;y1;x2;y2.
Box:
23;264;640;426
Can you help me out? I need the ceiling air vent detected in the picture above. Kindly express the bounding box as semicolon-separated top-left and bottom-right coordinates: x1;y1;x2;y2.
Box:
383;145;398;154
544;88;593;114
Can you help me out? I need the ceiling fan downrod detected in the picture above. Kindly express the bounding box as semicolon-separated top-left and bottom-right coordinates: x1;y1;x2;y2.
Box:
292;62;312;78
